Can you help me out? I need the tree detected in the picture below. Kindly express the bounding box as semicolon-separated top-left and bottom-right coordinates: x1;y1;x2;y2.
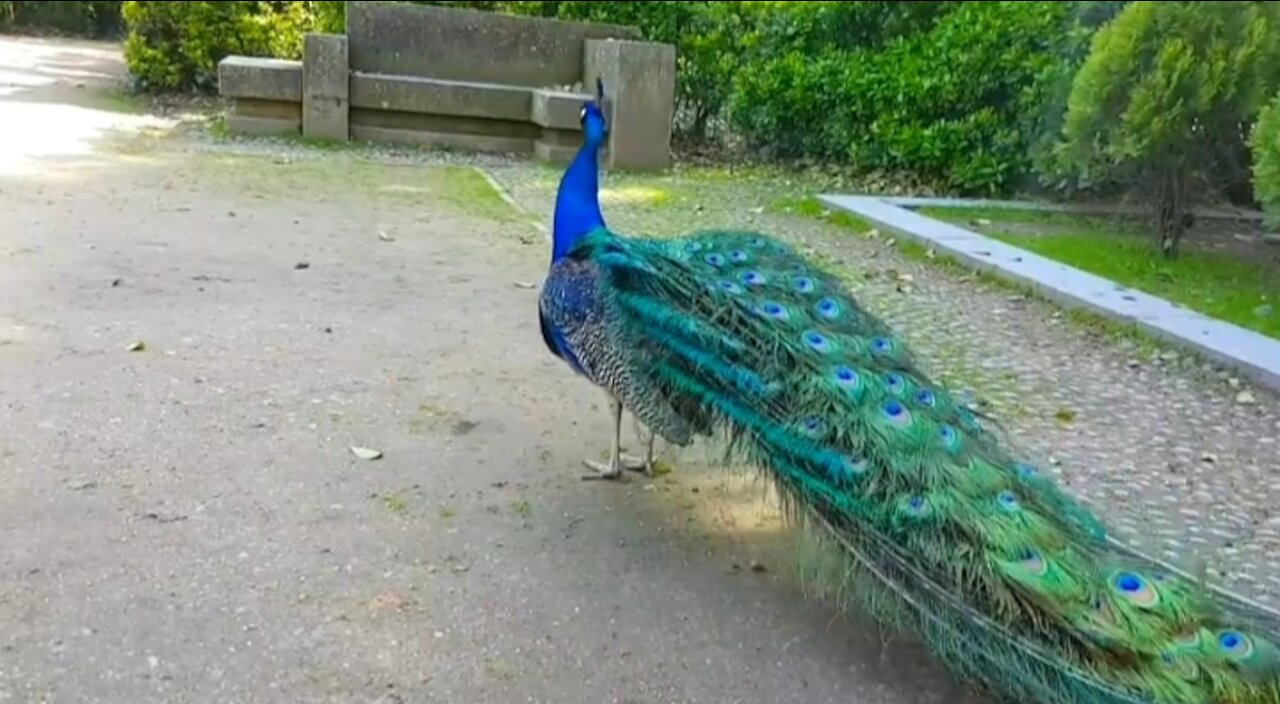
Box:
1054;1;1280;257
1252;90;1280;229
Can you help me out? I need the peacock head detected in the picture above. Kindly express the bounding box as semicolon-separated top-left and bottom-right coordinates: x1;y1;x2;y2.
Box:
578;77;609;146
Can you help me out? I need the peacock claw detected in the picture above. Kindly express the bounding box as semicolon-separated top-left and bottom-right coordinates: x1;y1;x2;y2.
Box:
580;458;627;481
580;454;652;481
582;397;657;481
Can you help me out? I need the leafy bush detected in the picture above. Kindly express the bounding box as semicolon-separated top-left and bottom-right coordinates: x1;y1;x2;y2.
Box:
1;1;124;37
1052;1;1280;256
121;1;334;92
728;1;1081;194
1252;91;1280;228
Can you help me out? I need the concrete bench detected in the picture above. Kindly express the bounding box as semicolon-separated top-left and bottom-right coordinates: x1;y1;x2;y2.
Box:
217;1;677;170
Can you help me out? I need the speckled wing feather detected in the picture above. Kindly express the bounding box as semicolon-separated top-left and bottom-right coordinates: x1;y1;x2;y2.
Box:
539;242;697;446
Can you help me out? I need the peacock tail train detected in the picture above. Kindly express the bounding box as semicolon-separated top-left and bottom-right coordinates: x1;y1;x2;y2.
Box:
554;223;1280;704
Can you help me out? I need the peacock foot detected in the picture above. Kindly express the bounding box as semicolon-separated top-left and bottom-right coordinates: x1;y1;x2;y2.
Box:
580;453;652;481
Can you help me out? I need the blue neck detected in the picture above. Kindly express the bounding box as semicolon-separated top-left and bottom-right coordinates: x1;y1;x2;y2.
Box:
551;134;605;261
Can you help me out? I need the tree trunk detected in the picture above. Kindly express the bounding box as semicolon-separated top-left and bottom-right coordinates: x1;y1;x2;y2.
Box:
1155;168;1188;259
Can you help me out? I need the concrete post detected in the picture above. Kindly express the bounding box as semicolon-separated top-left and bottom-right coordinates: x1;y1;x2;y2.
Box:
302;33;350;142
583;39;676;171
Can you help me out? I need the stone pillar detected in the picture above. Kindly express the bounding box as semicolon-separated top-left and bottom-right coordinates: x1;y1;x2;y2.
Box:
583;39;676;171
303;33;350;142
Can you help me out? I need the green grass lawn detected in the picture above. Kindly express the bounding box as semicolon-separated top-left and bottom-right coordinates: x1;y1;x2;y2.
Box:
918;206;1279;340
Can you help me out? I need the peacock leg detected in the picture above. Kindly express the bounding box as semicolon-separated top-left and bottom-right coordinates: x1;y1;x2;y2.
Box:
581;395;629;481
618;430;656;476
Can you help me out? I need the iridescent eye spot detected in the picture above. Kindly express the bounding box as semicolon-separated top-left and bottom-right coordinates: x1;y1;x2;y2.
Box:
729;250;749;263
883;400;911;426
1175;630;1202;648
793;276;816;294
757;301;789;321
1015;462;1037;478
1112;571;1160;608
803;330;832;353
997;490;1020;512
1218;631;1253;660
833;365;860;389
939;425;959;450
904;495;930;517
1020;548;1047;576
704;253;726;267
717;280;743;294
871;337;895;355
884;373;905;395
747;237;765;248
842;456;867;478
686;241;704;252
801;417;824;438
816;298;841;319
915;389;936;407
740;270;767;286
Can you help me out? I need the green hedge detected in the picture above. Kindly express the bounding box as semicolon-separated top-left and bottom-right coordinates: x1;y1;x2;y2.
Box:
728;2;1087;194
120;1;341;92
1253;91;1280;229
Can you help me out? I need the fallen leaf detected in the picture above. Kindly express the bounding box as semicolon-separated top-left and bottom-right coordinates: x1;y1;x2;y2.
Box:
350;446;383;461
127;341;146;352
377;230;395;242
513;281;535;289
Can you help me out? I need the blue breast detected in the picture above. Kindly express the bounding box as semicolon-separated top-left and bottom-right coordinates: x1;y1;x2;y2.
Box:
539;261;600;379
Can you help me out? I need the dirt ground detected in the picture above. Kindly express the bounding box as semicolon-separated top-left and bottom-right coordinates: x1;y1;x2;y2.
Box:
7;34;1280;704
0;37;991;704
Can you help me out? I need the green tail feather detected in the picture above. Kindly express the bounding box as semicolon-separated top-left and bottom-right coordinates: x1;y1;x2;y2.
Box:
573;226;1280;704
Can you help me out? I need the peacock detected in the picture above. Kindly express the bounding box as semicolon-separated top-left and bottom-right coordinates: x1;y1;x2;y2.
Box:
536;79;1280;703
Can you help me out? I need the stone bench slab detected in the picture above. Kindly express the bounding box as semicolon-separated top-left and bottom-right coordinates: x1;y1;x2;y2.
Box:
531;88;592;130
350;73;533;123
218;56;302;102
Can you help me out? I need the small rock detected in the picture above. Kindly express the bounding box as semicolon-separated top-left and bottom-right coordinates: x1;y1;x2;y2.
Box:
1236;391;1258;406
126;341;146;352
294;262;310;270
1201;453;1218;464
1228;377;1241;389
